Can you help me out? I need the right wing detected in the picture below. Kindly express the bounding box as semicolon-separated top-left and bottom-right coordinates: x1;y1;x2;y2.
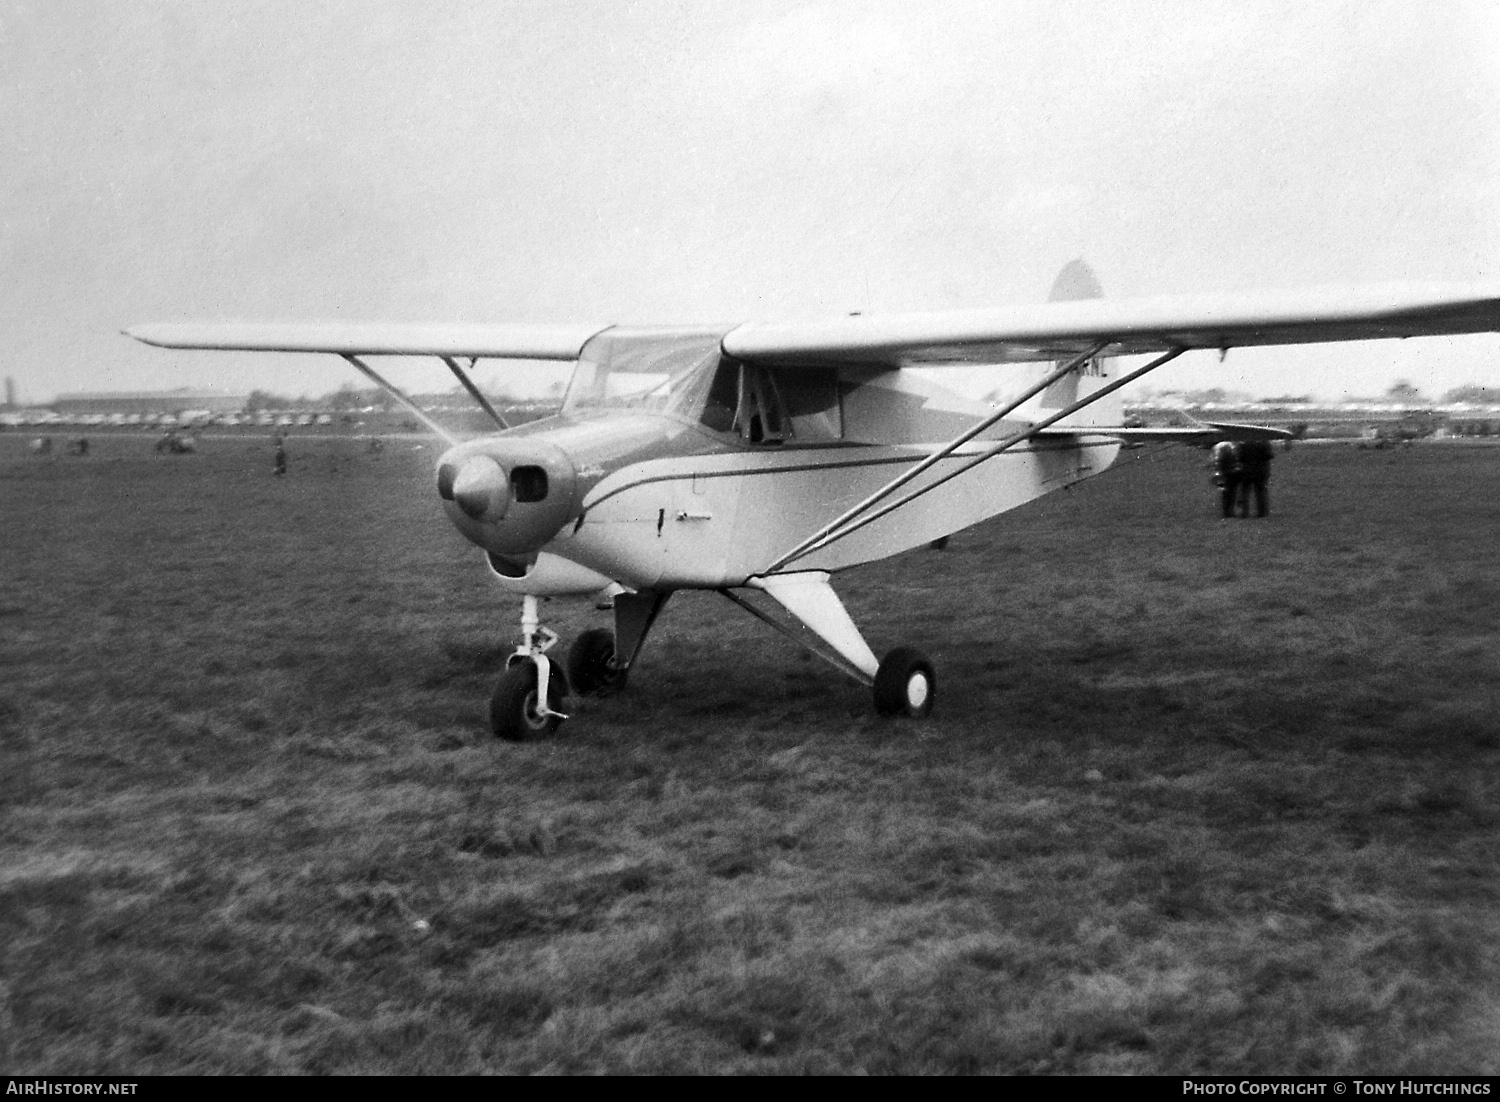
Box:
124;322;611;360
125;321;614;444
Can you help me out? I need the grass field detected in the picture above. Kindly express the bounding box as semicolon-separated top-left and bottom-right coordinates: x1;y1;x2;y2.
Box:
2;432;1497;1074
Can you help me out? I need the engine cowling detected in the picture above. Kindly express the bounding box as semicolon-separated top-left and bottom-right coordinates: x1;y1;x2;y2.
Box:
436;437;579;556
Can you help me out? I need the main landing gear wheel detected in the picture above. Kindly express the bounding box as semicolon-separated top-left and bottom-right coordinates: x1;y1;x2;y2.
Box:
873;646;936;718
490;657;566;741
566;628;629;696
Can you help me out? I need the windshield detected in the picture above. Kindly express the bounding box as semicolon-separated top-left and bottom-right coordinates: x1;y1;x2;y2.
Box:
563;328;732;422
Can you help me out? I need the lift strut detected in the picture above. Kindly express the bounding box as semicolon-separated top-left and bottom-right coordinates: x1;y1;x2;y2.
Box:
340;354;458;446
766;342;1106;573
441;355;510;431
771;344;1188;570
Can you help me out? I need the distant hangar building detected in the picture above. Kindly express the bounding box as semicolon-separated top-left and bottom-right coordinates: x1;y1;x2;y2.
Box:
51;388;245;416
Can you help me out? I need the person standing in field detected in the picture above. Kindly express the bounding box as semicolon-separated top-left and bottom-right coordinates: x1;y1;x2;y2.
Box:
1210;440;1240;519
273;434;287;477
1237;438;1275;517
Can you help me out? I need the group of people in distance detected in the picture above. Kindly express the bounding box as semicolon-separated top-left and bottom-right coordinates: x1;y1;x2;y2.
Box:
1210;439;1275;518
29;436;88;456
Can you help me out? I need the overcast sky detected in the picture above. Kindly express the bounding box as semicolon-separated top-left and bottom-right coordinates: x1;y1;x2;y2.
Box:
4;0;1498;404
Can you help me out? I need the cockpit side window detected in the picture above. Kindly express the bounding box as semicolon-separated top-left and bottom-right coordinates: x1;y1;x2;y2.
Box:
700;358;739;433
565;328;731;420
564;331;845;446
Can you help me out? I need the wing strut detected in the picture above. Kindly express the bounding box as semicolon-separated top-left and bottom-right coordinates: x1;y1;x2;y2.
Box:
340;354;459;446
764;341;1108;574
441;355;510;431
770;345;1187;572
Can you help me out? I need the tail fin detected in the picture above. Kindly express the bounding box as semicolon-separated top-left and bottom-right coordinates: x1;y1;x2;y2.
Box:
1047;258;1104;304
1040;259;1119;426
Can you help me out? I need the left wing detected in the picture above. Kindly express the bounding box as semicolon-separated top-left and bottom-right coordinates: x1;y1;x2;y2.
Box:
723;282;1500;367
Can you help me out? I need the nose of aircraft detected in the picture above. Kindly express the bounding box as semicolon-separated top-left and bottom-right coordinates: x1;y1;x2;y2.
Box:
436;438;579;556
451;455;509;520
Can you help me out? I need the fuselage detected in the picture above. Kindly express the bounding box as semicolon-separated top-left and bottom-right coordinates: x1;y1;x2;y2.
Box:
435;327;1124;594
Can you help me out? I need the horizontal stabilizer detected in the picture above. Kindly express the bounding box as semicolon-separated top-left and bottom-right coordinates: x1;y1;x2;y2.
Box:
1035;422;1294;443
1196;421;1296;442
125;322;610;360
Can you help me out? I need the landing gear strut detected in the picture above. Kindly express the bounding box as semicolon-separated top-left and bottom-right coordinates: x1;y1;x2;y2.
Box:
724;572;938;720
489;590;668;737
569;589;669;698
567;628;629;696
490;595;569;741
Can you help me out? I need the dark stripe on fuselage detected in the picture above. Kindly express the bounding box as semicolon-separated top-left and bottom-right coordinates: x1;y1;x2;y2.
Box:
579;438;1119;515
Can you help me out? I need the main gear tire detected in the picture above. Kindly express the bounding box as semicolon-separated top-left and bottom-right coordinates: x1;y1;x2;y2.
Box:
873;646;936;718
567;628;629;696
490;657;565;741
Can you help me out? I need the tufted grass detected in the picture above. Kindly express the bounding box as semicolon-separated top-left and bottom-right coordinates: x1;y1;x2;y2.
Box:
2;432;1497;1073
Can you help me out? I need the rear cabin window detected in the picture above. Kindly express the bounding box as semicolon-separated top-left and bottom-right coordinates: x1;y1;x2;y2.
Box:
779;369;842;442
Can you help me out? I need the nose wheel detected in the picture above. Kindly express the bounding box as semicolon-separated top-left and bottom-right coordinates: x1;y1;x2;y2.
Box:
491;656;567;741
489;595;570;741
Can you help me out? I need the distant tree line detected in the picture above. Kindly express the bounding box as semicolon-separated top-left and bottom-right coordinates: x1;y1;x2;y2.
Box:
1223;381;1499;406
243;380;565;413
244;390;298;412
243;385;432;412
1442;384;1497;404
243;378;1495;415
1386;381;1500;405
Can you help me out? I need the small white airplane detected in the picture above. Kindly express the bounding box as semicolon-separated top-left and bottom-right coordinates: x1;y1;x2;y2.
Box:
128;263;1500;739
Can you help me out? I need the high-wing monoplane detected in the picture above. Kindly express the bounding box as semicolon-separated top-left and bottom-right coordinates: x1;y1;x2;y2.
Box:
128;263;1500;738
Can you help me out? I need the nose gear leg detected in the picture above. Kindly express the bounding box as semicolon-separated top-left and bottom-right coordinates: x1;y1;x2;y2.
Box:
506;594;569;721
